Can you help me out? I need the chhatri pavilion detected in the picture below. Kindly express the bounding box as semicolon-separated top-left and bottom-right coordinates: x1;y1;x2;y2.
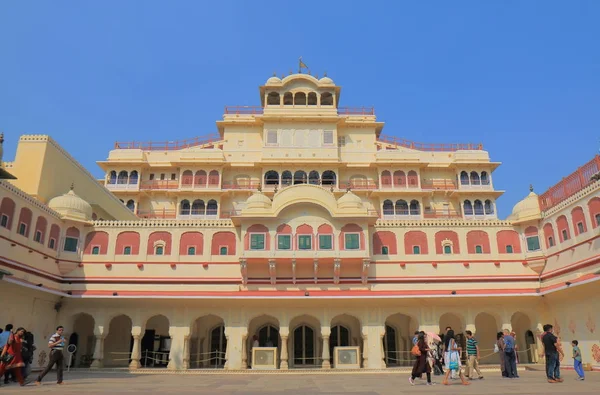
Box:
0;72;599;371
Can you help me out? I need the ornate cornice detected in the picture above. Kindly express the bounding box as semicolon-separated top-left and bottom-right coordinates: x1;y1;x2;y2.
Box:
541;181;600;218
92;218;235;228
375;218;514;228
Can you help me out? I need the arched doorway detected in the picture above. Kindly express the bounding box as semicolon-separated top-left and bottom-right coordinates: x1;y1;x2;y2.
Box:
474;312;500;364
439;312;466;362
69;313;95;367
190;314;226;369
511;312;535;363
330;314;361;365
247;315;280;368
142;315;170;367
384;313;417;367
289;314;320;368
104;315;133;367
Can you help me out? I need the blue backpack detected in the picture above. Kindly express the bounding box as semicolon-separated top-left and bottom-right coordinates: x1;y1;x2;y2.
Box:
504;336;514;353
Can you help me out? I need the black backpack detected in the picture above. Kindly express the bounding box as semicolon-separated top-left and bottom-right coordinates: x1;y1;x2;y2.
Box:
21;332;35;362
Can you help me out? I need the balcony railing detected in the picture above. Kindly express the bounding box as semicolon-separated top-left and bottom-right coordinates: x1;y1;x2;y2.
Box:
140;180;180;190
224;106;264;115
459;181;492;189
106;183;139;190
222;181;261;190
382;213;421;220
137;209;177;219
114;133;222;150
421;179;457;190
379;182;419;189
340;180;378;190
423;209;462;219
539;155;600;211
224;105;375;116
337;107;375;116
377;135;483;152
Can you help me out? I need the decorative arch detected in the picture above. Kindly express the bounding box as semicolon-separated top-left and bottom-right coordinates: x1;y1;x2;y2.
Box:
395;199;408;215
556;215;570;242
281;170;293;186
404;230;428;254
104;314;133;367
464;200;473;216
460;171;469;185
245;224;270;250
381;170;392;187
340;223;364;251
33;216;47;244
321;170;336;185
543;223;556;248
271;184;339;217
407;170;418;187
373;231;397;255
469;171;480;185
571;206;587;235
382;199;394;216
307;92;317;105
84;231;109;255
294;170;307;185
180;199;191;215
48;224;60;250
108;170;117;184
466;230;490;254
308;170;320;185
321;92;333;105
117;170;128;184
435;231;460;254
264;170;279;186
393;170;406;187
473;199;484;215
191;199;206;215
588;197;600;228
147;231;172;255
129;170;138;184
116;231;140;255
182;170;193;185
0;197;16;230
17;207;32;237
211;231;236;255
283;92;293;105
267;91;280;105
294;92;307;105
180;231;203;255
496;230;522;254
208;170;220;186
126;199;135;212
194;170;207;186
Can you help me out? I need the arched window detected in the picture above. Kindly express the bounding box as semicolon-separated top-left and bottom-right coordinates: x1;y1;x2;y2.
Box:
321;92;333;106
443;245;452;254
206;200;218;216
308;170;320;185
381;171;392;187
395;200;408;216
294;92;306;105
293;325;315;366
208;170;220;186
321;170;336;185
108;171;117;184
329;325;349;363
407;171;418;186
191;199;205;216
470;171;480;185
409;200;420;215
155;245;164;255
281;170;293;186
264;170;279;186
126;200;135;212
383;200;394;216
481;171;489;185
294;170;307;185
187;246;196;255
283;92;293;105
307;92;317;105
474;200;484;215
484;200;494;214
129;170;138;184
182;170;194;186
267;92;280;105
180;200;191;215
210;325;227;368
194;170;207;186
464;200;473;216
393;171;406;187
117;170;128;184
460;171;469;185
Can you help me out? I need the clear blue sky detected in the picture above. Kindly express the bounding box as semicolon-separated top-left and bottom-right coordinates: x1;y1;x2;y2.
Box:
1;1;599;218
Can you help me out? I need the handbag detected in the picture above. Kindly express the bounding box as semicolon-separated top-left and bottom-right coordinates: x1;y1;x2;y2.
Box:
449;351;459;370
0;353;14;364
411;345;421;356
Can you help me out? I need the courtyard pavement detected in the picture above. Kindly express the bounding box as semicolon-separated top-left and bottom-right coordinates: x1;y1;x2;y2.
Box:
4;369;597;394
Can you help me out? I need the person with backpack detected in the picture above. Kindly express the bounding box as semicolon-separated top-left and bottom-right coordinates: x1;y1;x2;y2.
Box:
20;331;35;380
502;329;518;378
409;332;433;386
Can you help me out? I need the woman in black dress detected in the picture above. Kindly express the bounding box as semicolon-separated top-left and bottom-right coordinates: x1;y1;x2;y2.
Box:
409;332;433;385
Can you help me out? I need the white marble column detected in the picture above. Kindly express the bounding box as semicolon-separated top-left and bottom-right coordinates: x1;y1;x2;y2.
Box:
240;333;248;370
90;333;105;368
129;333;141;369
280;327;289;369
182;335;190;370
321;327;331;368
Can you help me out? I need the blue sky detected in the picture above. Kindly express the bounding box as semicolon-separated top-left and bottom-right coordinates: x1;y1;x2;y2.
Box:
1;1;599;218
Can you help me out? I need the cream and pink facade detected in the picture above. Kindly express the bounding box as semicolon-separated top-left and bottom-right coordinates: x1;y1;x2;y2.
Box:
0;73;599;371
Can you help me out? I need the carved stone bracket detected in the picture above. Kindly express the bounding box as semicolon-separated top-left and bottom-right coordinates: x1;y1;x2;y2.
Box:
268;259;276;285
333;258;341;285
362;259;370;285
292;259;297;285
240;258;247;285
313;258;319;284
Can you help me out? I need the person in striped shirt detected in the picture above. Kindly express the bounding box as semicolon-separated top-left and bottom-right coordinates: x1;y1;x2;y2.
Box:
34;326;65;386
464;330;483;380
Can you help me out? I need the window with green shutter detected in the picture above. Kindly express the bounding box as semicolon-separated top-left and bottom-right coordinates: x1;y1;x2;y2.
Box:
344;233;360;250
443;245;452;254
298;235;312;250
526;236;540;251
506;245;513;253
123;246;131;255
278;235;291;250
250;234;265;250
381;246;389;255
220;246;228;255
319;234;332;250
188;246;196;255
475;245;483;254
64;237;78;252
413;245;420;255
92;246;100;255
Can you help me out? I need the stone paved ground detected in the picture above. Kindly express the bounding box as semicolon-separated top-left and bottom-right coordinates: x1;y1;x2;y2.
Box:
4;369;597;394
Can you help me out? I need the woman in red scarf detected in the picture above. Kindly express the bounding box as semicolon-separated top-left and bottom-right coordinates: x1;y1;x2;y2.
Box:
0;327;26;386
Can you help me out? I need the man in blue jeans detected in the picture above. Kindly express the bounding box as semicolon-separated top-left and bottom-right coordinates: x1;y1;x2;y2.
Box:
502;329;518;378
541;324;564;383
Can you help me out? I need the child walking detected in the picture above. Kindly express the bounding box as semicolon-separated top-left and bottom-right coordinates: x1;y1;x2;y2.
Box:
571;340;584;381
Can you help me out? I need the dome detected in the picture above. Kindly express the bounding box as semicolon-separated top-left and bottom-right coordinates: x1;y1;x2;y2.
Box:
48;185;93;223
508;187;541;223
265;76;282;85
337;190;363;209
245;190;272;210
319;76;334;85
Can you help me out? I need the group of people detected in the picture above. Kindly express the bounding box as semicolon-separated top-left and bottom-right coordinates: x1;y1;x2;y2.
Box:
0;324;66;387
408;324;586;386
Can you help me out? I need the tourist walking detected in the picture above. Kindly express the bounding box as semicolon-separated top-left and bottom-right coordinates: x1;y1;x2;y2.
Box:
502;329;518;378
409;332;433;386
441;330;470;386
496;332;508;377
0;327;26;386
21;331;35;380
571;340;584;381
0;324;15;385
35;326;66;386
540;324;563;383
464;330;483;380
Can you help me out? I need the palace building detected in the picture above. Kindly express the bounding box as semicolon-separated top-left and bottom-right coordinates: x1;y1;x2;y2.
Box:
0;72;599;372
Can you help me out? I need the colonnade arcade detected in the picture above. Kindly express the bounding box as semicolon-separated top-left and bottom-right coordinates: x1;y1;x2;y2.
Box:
63;307;541;370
